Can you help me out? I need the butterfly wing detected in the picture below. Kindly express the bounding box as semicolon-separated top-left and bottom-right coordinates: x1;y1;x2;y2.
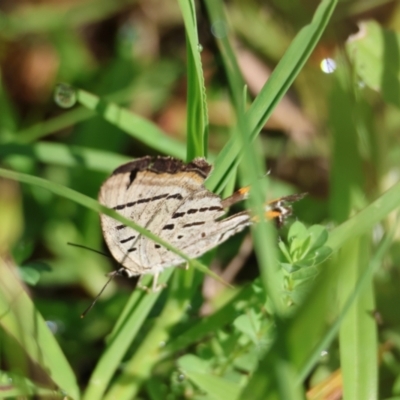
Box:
99;157;214;275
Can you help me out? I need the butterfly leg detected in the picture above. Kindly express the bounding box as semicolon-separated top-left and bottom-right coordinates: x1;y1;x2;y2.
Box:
137;273;167;293
176;262;189;270
152;273;167;292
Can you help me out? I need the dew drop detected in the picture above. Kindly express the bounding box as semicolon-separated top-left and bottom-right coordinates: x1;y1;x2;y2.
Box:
178;373;185;382
46;319;64;334
320;350;329;358
320;58;336;74
159;341;166;348
46;320;58;334
197;43;203;52
54;83;77;109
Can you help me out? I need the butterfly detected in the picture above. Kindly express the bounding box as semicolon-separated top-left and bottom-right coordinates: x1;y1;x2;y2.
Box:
98;156;305;291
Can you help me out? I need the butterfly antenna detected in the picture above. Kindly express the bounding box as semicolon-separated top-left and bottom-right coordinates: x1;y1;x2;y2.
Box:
80;271;118;318
67;242;112;258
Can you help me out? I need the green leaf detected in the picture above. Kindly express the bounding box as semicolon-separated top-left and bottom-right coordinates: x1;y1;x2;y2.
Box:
346;20;400;108
233;311;261;344
178;355;241;400
288;221;309;243
17;261;51;286
306;225;329;252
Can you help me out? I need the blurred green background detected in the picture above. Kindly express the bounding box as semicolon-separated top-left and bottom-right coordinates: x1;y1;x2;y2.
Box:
1;0;400;399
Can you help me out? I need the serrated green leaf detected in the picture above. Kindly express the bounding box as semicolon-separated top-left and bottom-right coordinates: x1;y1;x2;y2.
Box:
278;241;292;262
306;225;328;250
289;236;310;259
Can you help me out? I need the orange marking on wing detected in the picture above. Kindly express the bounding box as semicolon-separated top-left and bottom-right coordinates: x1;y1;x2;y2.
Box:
250;210;282;223
266;210;282;220
238;186;250;196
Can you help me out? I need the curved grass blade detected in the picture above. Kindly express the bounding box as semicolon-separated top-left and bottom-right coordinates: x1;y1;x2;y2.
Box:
160;284;254;358
76;89;187;160
103;268;195;400
338;236;377;400
178;355;241;400
0;168;227;285
12;60;180;144
284;182;400;379
203;0;247;115
297;228;393;381
239;180;400;399
0;258;80;400
178;0;208;159
82;270;173;400
206;0;338;193
0;142;130;173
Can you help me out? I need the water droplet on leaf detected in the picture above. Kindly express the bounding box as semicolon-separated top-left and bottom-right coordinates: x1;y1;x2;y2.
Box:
54;83;77;109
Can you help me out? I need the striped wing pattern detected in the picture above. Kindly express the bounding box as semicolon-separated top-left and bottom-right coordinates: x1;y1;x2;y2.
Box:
99;156;303;278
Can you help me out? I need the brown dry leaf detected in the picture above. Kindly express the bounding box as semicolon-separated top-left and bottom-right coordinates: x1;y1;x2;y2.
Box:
307;369;342;400
2;41;59;104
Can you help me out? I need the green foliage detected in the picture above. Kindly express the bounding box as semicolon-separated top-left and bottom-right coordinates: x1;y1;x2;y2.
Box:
1;0;400;399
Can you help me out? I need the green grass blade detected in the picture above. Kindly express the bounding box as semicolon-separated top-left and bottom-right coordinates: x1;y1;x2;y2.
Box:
0;142;130;172
338;236;377;400
206;0;338;193
327;181;400;250
178;355;241;400
240;348;304;400
76;89;187;159
240;162;400;397
82;270;173;400
13;108;93;144
0;168;225;285
284;181;400;376
236;127;283;315
0;258;79;399
161;285;254;357
11;59;180;144
203;0;246;114
104;268;195;400
297;228;393;381
0;169;229;399
178;0;208;159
